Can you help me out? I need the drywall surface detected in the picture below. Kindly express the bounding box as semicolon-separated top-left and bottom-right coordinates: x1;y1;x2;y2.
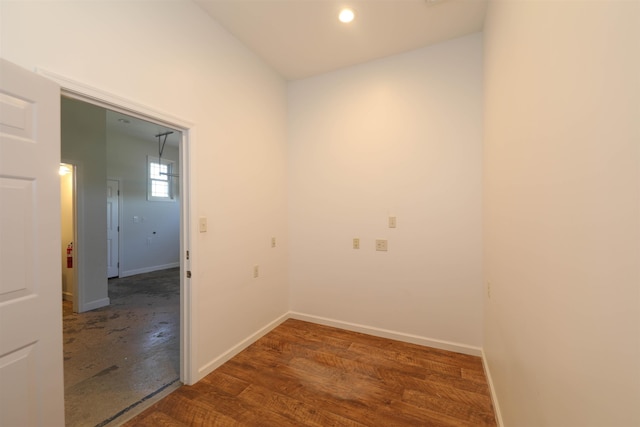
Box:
61;97;109;312
483;1;640;425
1;1;288;382
107;129;180;277
288;34;483;348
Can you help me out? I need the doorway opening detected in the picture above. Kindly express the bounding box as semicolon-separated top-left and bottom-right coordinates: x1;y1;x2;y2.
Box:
60;162;77;312
57;89;192;425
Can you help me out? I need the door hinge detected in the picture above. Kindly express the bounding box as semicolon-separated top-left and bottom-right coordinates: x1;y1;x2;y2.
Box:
117;190;120;196
186;271;192;278
117;226;120;232
186;250;190;260
117;262;119;268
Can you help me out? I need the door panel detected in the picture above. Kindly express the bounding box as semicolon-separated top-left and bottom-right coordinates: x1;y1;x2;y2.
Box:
0;59;65;426
0;177;34;300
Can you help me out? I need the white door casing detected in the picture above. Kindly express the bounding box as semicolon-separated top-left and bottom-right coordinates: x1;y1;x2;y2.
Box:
107;179;119;278
0;60;65;425
38;67;194;384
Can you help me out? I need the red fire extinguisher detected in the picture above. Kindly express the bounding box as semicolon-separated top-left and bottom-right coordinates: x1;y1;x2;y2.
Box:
66;243;73;268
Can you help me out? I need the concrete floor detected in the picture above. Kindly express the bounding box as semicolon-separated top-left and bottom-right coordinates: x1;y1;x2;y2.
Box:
63;268;180;427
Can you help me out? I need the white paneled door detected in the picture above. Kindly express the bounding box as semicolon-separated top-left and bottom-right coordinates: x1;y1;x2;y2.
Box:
107;179;120;278
0;60;65;425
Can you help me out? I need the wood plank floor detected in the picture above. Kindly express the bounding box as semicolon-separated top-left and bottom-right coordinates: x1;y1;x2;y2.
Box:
123;319;497;426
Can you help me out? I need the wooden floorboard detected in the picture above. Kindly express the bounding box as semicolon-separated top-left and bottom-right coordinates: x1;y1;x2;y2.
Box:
123;319;497;426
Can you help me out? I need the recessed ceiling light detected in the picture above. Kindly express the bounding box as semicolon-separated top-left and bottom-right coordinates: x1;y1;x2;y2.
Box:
338;8;355;23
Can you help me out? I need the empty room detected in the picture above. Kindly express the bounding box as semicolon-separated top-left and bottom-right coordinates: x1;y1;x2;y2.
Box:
0;0;638;426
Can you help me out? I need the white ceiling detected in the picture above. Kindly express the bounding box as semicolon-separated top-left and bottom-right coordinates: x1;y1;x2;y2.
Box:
195;0;488;81
107;1;486;139
107;110;181;147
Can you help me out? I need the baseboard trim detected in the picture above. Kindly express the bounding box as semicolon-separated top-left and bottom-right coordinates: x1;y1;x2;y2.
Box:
481;349;504;427
120;262;179;278
80;297;110;313
197;312;290;380
289;312;482;356
196;311;484;388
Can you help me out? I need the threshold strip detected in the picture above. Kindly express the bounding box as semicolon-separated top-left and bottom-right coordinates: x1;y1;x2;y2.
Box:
95;377;180;427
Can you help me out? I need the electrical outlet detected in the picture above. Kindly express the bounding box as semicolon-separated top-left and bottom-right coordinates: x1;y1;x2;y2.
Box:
199;217;207;233
487;281;491;298
271;237;276;248
253;265;259;278
389;216;397;228
353;238;360;249
375;239;388;251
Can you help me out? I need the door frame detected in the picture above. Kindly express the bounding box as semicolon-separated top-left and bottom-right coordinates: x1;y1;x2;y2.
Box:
39;68;195;385
106;177;121;279
60;160;80;313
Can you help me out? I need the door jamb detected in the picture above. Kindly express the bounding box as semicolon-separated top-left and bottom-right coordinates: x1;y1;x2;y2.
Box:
39;68;195;385
60;160;80;313
106;177;122;279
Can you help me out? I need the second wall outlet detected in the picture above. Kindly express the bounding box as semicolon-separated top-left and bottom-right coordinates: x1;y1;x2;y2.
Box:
375;239;388;251
253;265;259;278
353;238;360;249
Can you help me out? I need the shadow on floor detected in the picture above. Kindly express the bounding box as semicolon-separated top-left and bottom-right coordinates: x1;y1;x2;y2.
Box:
63;268;180;427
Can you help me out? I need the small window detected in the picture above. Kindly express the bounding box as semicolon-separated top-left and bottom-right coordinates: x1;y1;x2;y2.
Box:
148;156;175;201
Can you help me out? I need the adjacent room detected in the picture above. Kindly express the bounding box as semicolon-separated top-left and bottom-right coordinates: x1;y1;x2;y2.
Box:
60;99;182;426
0;0;637;426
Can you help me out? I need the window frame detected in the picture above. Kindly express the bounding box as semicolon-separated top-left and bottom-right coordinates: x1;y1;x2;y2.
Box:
147;156;175;202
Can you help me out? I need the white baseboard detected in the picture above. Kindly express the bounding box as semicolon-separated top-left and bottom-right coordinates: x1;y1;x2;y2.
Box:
197;312;290;380
196;311;484;389
289;312;482;356
79;297;110;313
120;262;179;278
482;349;504;427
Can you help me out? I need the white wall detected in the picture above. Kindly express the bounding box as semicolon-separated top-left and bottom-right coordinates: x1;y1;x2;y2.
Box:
107;129;180;277
1;0;289;382
483;1;640;425
288;34;484;350
61;97;109;312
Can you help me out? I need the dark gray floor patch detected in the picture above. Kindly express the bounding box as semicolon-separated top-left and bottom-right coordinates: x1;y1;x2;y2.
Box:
92;365;119;378
63;268;179;427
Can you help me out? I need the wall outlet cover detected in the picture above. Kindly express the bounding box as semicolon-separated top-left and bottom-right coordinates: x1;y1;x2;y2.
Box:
375;239;388;251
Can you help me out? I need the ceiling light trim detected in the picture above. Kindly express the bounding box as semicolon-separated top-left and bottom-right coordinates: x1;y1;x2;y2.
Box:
338;8;355;23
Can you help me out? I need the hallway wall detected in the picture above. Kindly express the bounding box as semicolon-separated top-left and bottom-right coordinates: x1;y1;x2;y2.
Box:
61;97;109;312
483;1;640;425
